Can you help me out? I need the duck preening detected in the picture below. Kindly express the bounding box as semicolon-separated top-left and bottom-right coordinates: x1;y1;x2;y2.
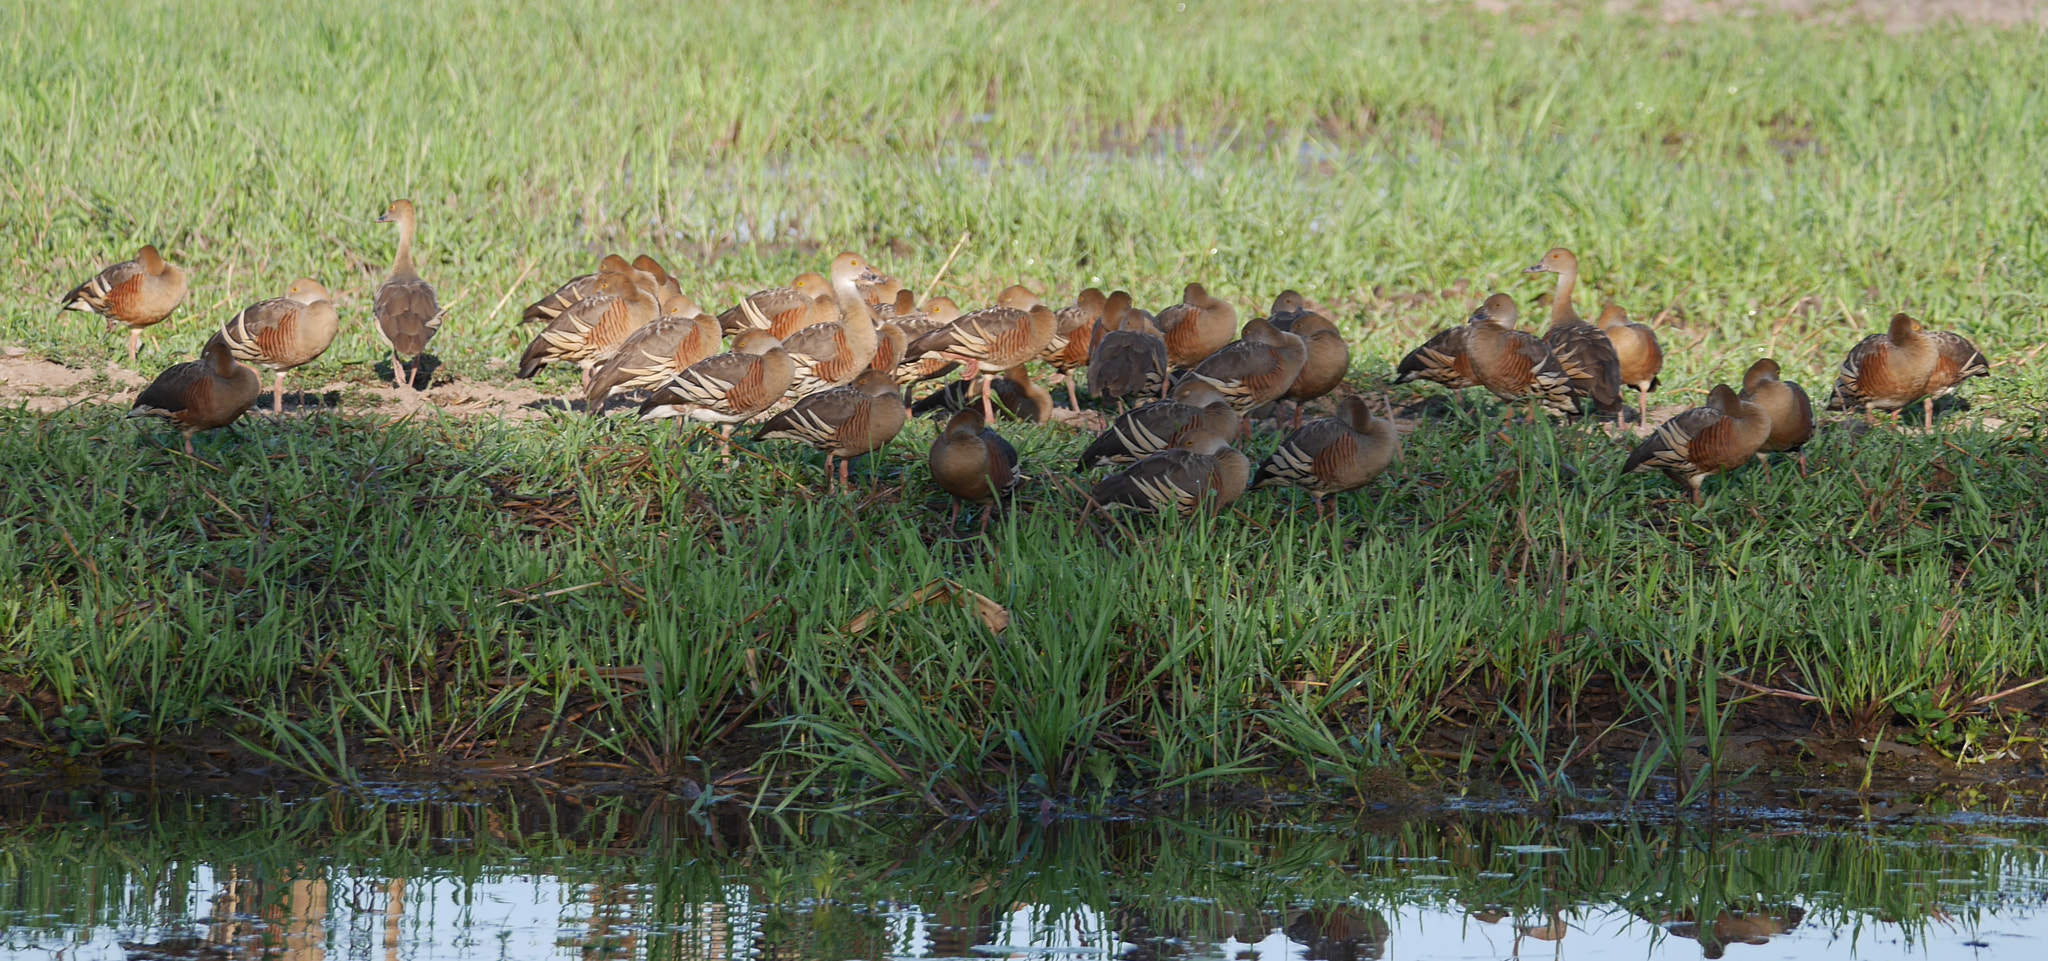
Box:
902;285;1057;423
1740;358;1816;477
1398;294;1574;418
1086;291;1169;408
1155;282;1238;369
127;338;261;455
1087;428;1250;517
1597;303;1662;418
1826;312;1989;428
1623;384;1771;504
1251;395;1401;518
60;244;188;365
752;369;908;486
928;407;1021;533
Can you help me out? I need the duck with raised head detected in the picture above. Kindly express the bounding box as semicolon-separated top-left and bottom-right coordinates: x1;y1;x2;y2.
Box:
1155;282;1238;369
1041;287;1107;410
1251;395;1401;518
127;338;261;455
1623;384;1772;503
781;264;884;399
373;199;442;391
753;369;907;486
638;330;796;447
1266;293;1350;427
584;294;722;413
1181;317;1308;417
902;285;1057;423
1597;303;1662;417
1525;248;1626;417
1739;358;1816;477
1088;429;1250;517
206;278;340;415
1826;312;1989;428
518;263;660;388
60;244;189;365
1086;290;1169;408
928;407;1020;532
1077;379;1240;470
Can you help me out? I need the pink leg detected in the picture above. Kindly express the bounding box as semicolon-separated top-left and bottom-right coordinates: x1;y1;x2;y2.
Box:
980;374;997;424
127;329;141;366
273;373;286;414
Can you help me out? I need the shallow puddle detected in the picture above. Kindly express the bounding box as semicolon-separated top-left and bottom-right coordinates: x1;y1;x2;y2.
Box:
2;787;2045;959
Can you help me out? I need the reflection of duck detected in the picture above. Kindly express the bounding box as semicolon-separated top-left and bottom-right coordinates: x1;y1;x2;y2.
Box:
1512;909;1569;957
1663;907;1805;959
1285;906;1390;961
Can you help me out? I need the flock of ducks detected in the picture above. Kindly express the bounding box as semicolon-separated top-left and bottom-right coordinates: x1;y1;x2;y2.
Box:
60;203;1993;521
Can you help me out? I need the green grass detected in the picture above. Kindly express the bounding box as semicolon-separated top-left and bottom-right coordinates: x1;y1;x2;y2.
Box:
2;0;2046;801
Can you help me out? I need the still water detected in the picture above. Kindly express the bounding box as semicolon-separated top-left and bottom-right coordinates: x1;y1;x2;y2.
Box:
2;786;2045;960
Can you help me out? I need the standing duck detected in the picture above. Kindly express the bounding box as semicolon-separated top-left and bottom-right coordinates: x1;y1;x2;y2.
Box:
372;199;442;391
638;330;797;446
781;274;882;399
928;407;1020;532
753;369;908;486
1400;294;1574;418
521;254;632;324
1597;303;1662;417
1826;312;1989;427
1086;291;1169;408
583;294;722;413
1266;293;1350;427
60;244;189;365
517;265;659;387
902;285;1057;423
1251;395;1401;518
1623;384;1772;504
1088;429;1250;517
717;272;830;336
1180;317;1308;417
1042;287;1106;410
1155;282;1238;369
1525;248;1626;417
1077;379;1240;469
206;278;340;414
127;338;260;455
1740;358;1816;477
883;297;964;391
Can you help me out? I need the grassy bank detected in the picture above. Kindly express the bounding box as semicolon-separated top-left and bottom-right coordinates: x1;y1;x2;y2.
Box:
3;0;2047;802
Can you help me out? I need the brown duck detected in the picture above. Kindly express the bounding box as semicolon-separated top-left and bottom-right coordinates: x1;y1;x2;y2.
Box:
1597;303;1662;417
1086;290;1169;407
1181;317;1308;416
1155;282;1238;368
522;254;654;325
207;278;340;414
781;278;882;399
902;285;1057;423
928;407;1020;531
584;294;722;413
127;338;260;455
722;252;881;335
753;369;908;486
1088;429;1250;517
1041;287;1107;410
1740;358;1816;477
518;266;659;385
372;199;442;391
638;330;797;439
1826;312;1989;427
912;366;1052;423
884;297;964;390
1623;384;1772;503
1525;248;1625;417
1251;395;1402;518
61;244;189;365
1401;294;1575;417
1266;293;1350;426
1077;379;1240;469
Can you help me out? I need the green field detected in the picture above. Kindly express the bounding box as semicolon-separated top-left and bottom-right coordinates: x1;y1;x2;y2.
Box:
2;0;2046;804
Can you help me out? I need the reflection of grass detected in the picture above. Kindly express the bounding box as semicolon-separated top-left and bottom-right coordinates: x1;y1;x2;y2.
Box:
4;0;2048;800
0;791;2040;955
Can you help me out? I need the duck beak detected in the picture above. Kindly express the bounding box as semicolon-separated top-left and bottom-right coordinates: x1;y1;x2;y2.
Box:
1523;263;1548;274
375;212;394;223
858;269;887;284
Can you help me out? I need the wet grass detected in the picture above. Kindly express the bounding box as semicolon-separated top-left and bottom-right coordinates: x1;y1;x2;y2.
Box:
2;0;2047;800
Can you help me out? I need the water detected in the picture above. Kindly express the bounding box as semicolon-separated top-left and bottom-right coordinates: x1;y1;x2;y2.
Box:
3;786;2046;960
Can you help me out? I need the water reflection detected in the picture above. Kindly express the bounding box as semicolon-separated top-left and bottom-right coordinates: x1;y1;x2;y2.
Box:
0;787;2043;960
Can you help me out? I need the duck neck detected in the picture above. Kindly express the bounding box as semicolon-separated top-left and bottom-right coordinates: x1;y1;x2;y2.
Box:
392;215;418;277
1549;267;1577;325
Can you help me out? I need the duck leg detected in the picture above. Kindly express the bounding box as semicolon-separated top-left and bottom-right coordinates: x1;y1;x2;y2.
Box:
127;329;142;366
1922;395;1936;431
393;351;411;391
272;373;287;415
979;373;997;424
1754;452;1773;481
1795;451;1809;479
1638;385;1652;425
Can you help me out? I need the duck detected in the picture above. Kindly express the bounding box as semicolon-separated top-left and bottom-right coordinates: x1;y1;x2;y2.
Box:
126;338;261;455
1086;290;1169;408
780;271;882;399
60;243;190;366
1826;312;1990;427
912;365;1052;423
1179;317;1308;416
206;278;340;414
1597;303;1662;417
517;265;660;386
522;254;657;324
1251;395;1401;518
1042;287;1107;410
638;330;797;443
1077;379;1241;469
583;294;722;413
1623;384;1772;503
1524;248;1626;417
1265;293;1350;426
884;297;965;391
1155;282;1238;368
1740;358;1816;477
1401;294;1575;418
1088;429;1250;517
372;199;442;391
902;285;1057;423
868;321;910;378
60;244;189;365
718;272;832;336
752;369;908;486
928;407;1020;532
873;287;918;322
